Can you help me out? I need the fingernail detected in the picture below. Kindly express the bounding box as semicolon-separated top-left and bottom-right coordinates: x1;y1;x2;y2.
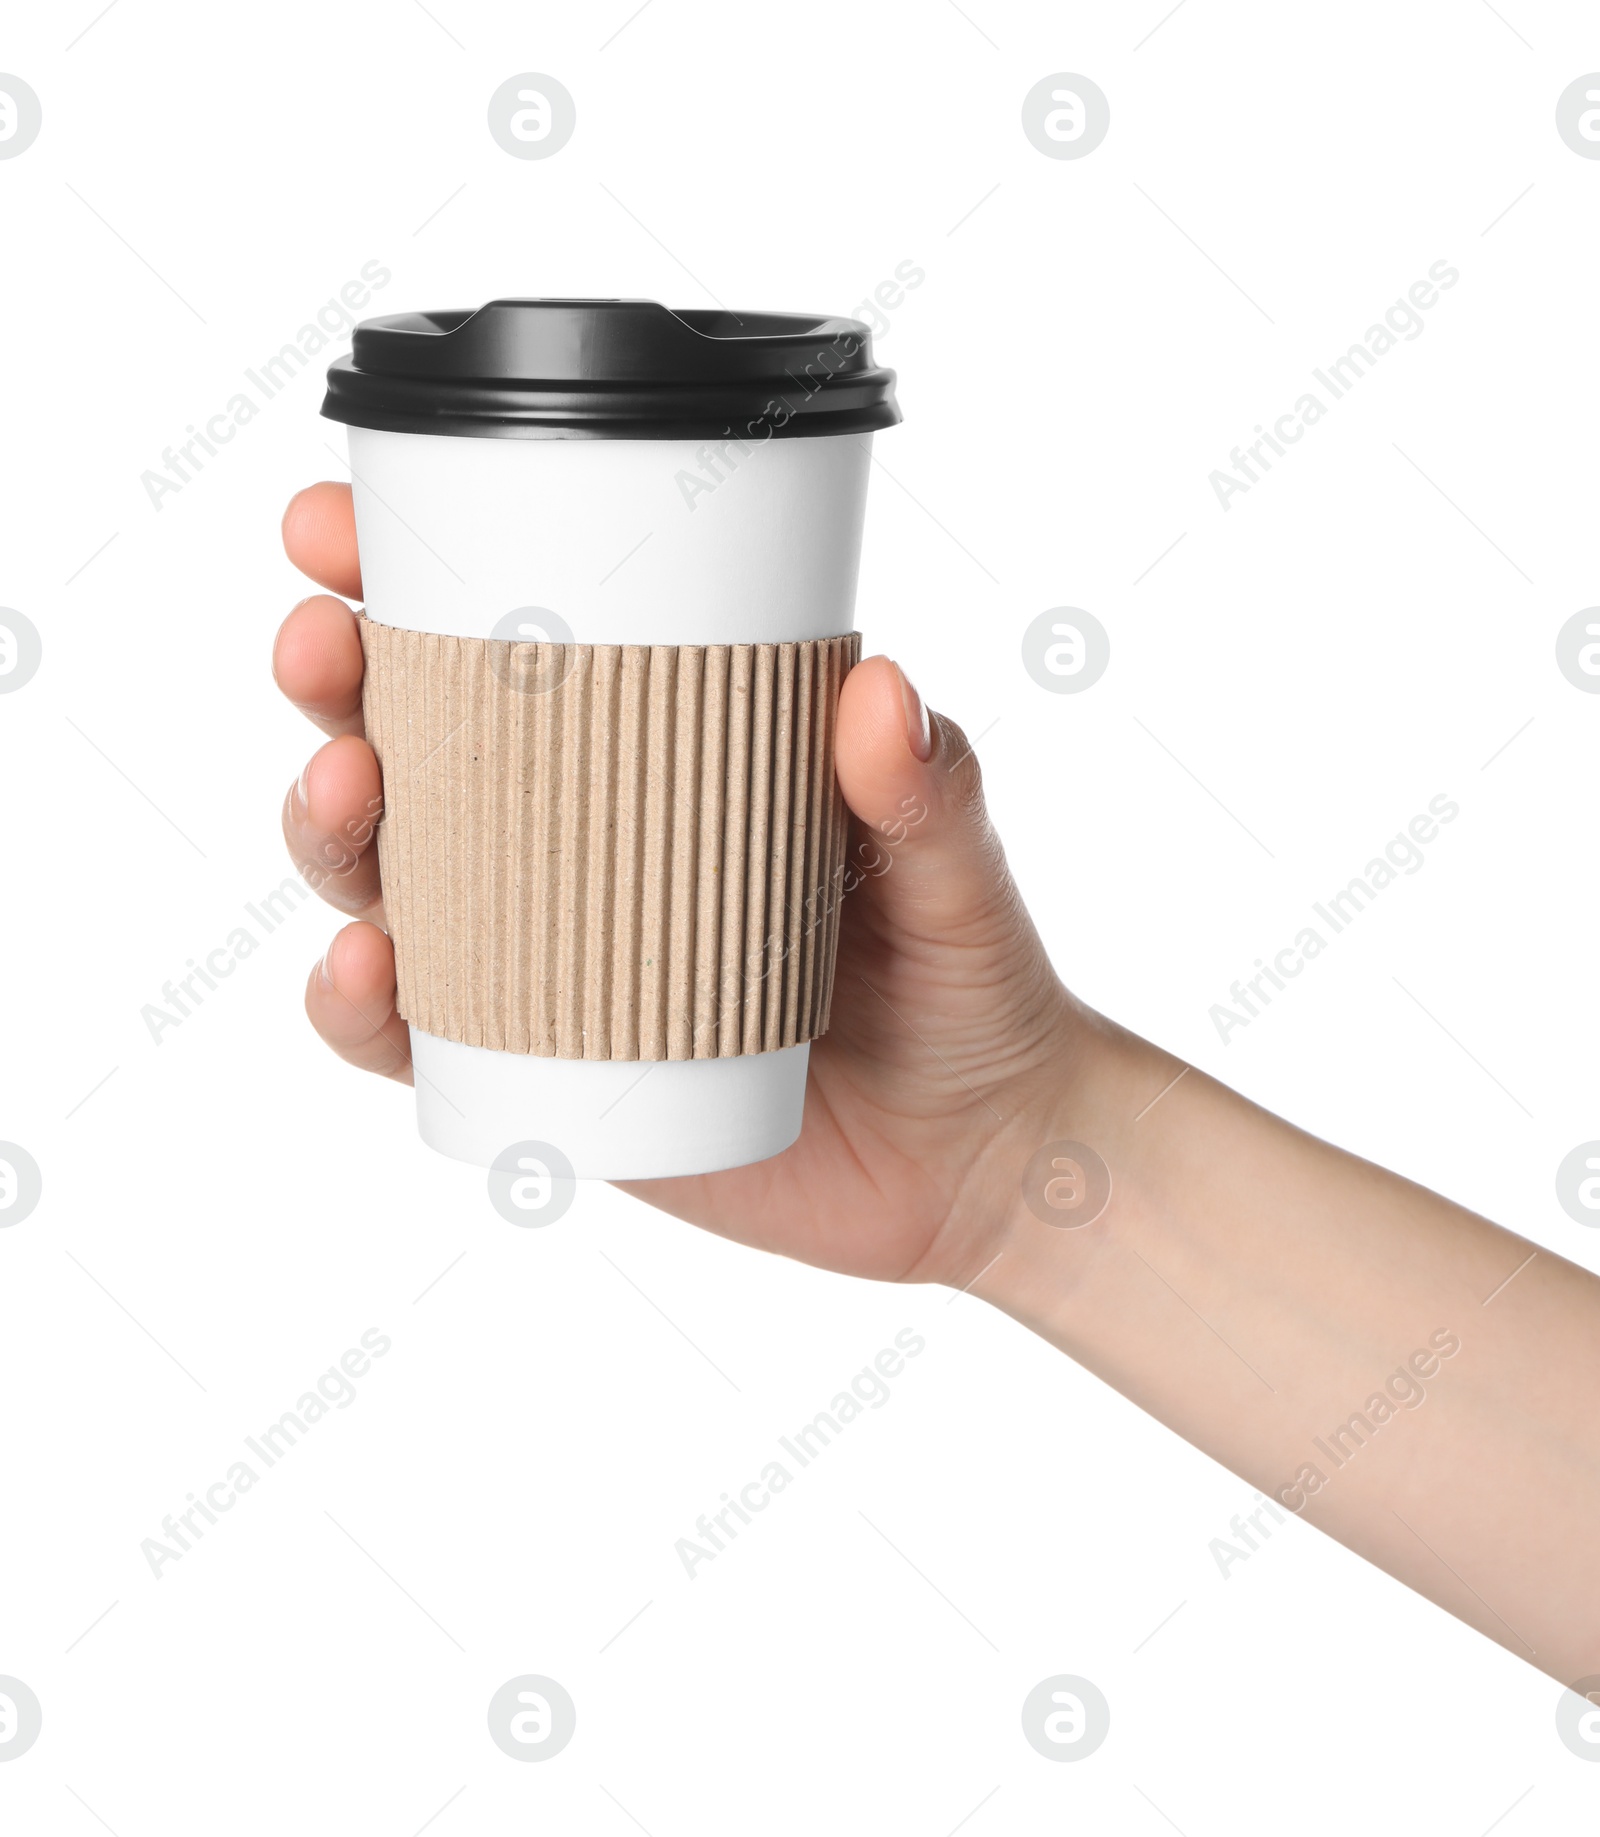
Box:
296;758;313;816
318;940;337;989
895;661;933;762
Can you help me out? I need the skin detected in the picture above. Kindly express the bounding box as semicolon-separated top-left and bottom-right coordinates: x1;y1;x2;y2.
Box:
279;481;1600;1688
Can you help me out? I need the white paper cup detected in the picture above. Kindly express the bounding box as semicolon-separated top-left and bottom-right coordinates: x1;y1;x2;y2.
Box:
323;300;899;1179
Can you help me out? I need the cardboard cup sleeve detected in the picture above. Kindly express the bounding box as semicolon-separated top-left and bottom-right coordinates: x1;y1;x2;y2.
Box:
358;617;862;1062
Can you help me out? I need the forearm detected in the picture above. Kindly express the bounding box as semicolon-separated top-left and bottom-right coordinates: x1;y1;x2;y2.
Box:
982;1011;1600;1681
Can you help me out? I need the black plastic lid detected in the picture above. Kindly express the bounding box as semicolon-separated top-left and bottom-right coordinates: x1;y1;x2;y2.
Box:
321;298;901;441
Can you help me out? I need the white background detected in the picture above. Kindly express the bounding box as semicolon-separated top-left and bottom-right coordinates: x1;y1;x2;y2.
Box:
2;0;1597;1829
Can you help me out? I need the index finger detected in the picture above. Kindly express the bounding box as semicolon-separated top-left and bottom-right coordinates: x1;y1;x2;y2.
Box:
283;481;363;602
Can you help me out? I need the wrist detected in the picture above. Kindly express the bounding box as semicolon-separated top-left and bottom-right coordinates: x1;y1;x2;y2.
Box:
970;1007;1181;1331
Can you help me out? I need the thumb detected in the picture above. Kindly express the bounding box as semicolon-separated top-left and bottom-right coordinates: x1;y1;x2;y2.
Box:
833;654;1029;956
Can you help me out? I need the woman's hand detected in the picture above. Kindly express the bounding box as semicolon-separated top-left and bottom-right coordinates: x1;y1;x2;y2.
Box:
276;480;1107;1288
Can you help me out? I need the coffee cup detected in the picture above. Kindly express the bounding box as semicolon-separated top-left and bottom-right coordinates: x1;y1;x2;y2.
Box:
321;298;899;1179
